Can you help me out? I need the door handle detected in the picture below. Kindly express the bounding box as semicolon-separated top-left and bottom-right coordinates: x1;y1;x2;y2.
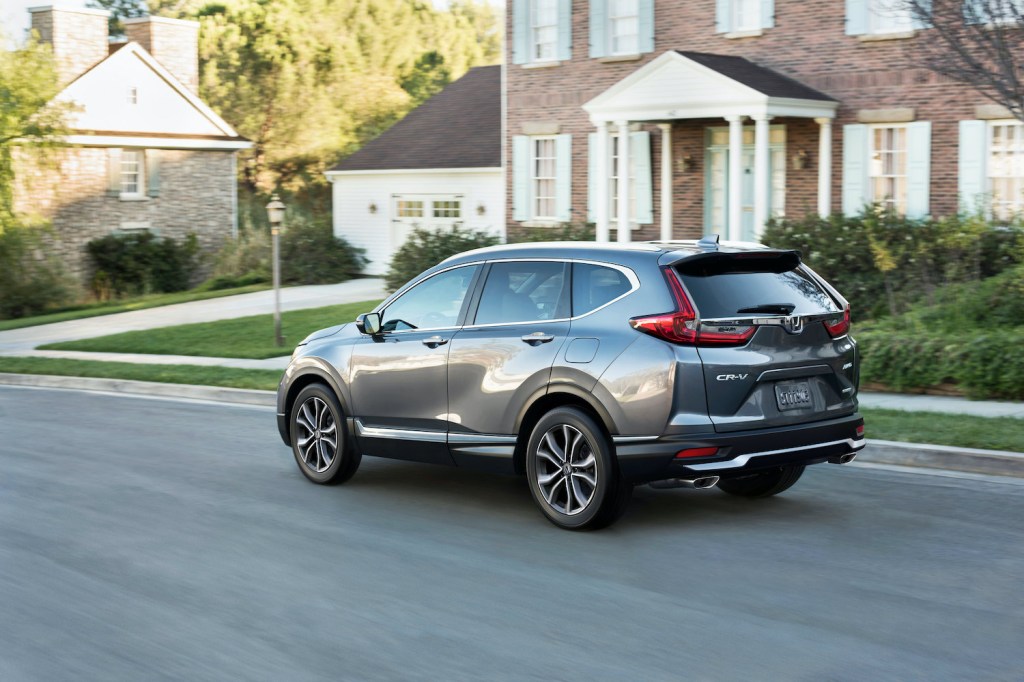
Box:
521;332;555;346
422;336;448;348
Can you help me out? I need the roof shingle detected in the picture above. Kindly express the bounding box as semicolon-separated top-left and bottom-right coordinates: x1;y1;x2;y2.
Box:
676;51;835;102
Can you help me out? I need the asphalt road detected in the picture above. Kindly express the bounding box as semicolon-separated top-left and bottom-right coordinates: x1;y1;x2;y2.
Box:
2;387;1022;681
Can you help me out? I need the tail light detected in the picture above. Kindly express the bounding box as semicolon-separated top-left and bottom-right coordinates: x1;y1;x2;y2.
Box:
824;304;851;338
856;424;865;438
629;269;755;347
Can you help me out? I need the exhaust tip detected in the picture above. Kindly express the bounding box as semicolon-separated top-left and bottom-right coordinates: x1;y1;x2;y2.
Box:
649;475;721;490
828;453;857;465
692;475;720;489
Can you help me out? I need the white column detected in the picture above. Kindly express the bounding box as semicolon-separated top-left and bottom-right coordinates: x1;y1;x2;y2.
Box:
594;121;610;242
658;123;673;242
726;115;744;242
616;120;631;243
816;117;833;217
753;114;772;239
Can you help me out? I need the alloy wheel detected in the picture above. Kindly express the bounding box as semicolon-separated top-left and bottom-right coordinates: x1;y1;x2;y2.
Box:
534;424;598;515
294;396;338;473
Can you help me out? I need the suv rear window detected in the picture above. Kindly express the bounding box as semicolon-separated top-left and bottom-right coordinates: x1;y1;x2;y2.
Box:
675;255;838;319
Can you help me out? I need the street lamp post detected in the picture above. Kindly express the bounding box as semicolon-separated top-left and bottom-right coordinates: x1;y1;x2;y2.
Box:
266;194;286;347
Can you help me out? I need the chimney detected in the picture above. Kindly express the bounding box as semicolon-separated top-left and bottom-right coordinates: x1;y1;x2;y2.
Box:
124;16;200;93
29;5;110;86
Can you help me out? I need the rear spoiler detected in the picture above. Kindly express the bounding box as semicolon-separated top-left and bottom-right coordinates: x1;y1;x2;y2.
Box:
661;249;802;275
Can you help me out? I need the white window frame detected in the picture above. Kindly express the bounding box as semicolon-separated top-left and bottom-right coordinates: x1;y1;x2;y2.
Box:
987;119;1024;219
867;0;913;34
127;86;138;105
608;0;640;56
120;149;145;200
530;0;559;63
609;133;637;224
732;0;762;32
868;124;908;214
531;136;558;221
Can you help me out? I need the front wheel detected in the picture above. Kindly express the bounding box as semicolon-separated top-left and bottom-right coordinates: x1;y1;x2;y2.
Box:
525;407;631;530
717;465;805;498
290;383;361;485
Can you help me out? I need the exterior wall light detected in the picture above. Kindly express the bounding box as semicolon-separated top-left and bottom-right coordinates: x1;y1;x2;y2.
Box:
793;149;809;170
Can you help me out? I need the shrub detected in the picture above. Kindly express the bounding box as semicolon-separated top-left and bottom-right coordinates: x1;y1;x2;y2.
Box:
384;226;500;292
511;221;596;243
0;221;73;319
87;231;200;298
207;227;271;289
280;217;366;285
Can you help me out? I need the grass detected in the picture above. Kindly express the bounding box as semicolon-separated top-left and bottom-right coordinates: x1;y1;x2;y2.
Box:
41;300;381;359
0;283;272;332
0;356;281;391
862;408;1024;453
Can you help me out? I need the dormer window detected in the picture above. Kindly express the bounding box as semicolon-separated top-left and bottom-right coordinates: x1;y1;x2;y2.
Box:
128;86;138;105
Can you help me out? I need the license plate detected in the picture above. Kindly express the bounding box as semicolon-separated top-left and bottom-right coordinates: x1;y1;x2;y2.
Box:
775;381;812;411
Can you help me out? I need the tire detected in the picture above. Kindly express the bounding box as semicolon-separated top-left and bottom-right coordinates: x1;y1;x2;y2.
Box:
717;465;805;498
525;407;632;530
289;383;361;485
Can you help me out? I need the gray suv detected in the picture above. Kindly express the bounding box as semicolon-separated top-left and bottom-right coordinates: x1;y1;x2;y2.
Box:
276;237;865;529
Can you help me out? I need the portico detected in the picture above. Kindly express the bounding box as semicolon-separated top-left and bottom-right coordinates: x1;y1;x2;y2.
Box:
583;51;838;243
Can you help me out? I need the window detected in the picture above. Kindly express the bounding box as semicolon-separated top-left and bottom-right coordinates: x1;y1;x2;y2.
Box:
531;0;558;62
733;0;761;32
610;134;637;222
475;261;569;324
675;262;839;319
966;0;1024;25
869;125;907;213
127;86;138;105
609;0;639;55
380;265;479;332
120;150;144;198
572;263;633;315
432;200;461;218
396;200;424;218
716;0;772;33
989;121;1024;219
868;0;912;34
532;137;557;219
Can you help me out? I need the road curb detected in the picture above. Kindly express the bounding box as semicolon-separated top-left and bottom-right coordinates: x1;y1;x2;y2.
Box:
859;439;1024;478
0;373;276;408
2;373;1021;478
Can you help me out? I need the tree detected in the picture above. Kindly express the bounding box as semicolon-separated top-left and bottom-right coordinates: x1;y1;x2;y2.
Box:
86;0;147;37
401;51;452;105
902;1;1024;121
0;36;71;226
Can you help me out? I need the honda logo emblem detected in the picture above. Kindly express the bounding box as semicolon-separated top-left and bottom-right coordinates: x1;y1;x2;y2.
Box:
782;316;804;334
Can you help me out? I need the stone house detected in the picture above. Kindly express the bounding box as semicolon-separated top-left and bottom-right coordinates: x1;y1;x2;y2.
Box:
13;6;251;284
504;0;1015;243
326;65;503;275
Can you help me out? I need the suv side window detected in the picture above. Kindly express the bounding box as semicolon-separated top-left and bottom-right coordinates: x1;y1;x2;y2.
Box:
572;263;632;315
380;265;480;332
474;261;569;325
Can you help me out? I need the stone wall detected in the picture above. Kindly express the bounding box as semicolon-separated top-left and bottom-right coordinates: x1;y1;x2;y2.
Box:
14;146;236;287
29;7;109;87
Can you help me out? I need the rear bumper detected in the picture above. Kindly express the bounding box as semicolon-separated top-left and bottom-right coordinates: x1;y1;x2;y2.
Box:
614;413;865;483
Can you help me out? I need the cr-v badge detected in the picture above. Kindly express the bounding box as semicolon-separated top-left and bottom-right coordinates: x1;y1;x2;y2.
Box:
716;374;749;381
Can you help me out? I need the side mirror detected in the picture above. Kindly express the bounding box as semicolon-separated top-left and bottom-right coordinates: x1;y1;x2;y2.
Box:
355;312;382;335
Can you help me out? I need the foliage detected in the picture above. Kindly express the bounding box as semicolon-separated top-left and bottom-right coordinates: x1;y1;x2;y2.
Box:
280;218;367;285
762;208;1023;320
384;226;500;292
0;35;72;222
208;227;271;289
148;0;501;192
0;221;73;319
87;232;201;298
511;222;597;243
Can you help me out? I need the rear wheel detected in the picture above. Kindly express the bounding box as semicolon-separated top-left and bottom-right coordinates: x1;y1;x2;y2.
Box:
717;465;804;498
525;407;632;530
290;383;360;485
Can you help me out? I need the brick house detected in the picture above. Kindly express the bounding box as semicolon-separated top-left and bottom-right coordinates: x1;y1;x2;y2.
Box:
505;0;1013;243
13;6;251;284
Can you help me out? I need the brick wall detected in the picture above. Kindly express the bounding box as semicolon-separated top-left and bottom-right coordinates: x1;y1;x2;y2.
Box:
14;147;236;286
505;0;984;239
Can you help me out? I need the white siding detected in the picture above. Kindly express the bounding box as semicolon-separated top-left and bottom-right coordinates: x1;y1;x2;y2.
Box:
329;170;505;275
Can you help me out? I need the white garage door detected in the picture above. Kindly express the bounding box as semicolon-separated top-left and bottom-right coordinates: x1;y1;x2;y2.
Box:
392;194;464;248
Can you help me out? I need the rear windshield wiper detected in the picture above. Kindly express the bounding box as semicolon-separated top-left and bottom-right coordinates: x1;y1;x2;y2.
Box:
736;303;796;315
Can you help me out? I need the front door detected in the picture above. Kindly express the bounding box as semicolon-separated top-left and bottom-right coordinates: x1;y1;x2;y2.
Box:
704;125;787;241
349;264;481;464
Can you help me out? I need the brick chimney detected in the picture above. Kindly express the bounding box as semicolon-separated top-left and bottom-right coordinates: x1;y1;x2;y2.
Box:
123;16;200;93
29;6;110;86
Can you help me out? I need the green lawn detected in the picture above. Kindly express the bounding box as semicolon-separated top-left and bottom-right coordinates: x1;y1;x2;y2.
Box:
861;408;1024;453
40;300;381;359
0;356;281;391
0;284;272;332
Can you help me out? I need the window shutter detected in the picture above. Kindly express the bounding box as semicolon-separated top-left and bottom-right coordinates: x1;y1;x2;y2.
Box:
715;0;731;33
958;120;988;213
631;131;653;225
911;0;932;29
762;0;775;29
555;134;573;222
513;136;531;221
845;0;868;36
106;148;122;197
841;124;869;215
638;0;655;53
589;0;607;58
557;0;572;61
588;133;598;221
146;150;161;197
963;0;985;24
512;0;529;65
906;121;931;219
